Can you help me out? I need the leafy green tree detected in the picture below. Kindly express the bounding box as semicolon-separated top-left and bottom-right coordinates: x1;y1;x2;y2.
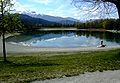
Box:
112;19;120;30
102;19;115;29
0;0;21;62
3;13;22;33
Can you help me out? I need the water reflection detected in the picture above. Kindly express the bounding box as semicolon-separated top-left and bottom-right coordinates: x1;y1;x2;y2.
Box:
6;31;120;48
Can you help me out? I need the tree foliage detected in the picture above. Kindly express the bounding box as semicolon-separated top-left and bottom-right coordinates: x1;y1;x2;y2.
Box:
76;19;120;30
1;13;22;33
0;0;21;62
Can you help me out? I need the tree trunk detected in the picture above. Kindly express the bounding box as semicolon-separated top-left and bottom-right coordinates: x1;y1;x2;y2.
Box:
115;2;120;30
2;30;7;62
115;3;120;19
1;2;7;62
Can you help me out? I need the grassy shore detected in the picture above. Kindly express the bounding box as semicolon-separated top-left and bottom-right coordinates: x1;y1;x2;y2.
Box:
0;49;120;83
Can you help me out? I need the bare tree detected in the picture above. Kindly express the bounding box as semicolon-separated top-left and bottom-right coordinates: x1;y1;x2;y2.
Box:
72;0;120;19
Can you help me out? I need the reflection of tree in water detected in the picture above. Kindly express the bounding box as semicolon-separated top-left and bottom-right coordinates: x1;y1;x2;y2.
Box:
6;30;120;44
6;31;73;42
76;31;120;44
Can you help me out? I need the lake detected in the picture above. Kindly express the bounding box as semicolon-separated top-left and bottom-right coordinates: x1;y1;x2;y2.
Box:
6;30;120;48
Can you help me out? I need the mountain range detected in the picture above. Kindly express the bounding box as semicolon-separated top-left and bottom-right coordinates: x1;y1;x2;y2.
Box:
21;11;79;25
20;14;55;25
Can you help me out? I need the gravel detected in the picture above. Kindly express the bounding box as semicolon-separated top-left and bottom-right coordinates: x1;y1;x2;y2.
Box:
32;70;120;83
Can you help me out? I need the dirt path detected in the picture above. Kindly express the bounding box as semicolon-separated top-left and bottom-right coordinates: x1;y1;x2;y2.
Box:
32;70;120;83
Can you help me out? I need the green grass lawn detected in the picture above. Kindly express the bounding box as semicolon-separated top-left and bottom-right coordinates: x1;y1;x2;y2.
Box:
0;49;120;83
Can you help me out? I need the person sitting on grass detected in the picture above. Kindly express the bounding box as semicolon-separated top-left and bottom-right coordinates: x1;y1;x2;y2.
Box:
97;40;106;47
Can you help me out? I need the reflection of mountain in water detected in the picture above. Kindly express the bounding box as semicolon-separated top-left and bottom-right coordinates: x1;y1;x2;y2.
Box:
6;31;74;42
6;30;120;47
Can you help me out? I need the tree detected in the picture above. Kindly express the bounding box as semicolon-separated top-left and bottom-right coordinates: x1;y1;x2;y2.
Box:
0;0;21;62
102;19;115;29
72;0;120;19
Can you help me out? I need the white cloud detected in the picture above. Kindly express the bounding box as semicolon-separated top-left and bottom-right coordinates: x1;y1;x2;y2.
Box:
12;0;118;20
46;5;65;16
13;0;27;12
13;0;36;13
28;0;53;5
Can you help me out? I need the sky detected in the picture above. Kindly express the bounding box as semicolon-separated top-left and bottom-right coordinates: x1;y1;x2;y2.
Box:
14;0;119;20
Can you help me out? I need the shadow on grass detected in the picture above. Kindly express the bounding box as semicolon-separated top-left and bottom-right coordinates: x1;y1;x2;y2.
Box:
110;51;120;60
0;60;61;67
